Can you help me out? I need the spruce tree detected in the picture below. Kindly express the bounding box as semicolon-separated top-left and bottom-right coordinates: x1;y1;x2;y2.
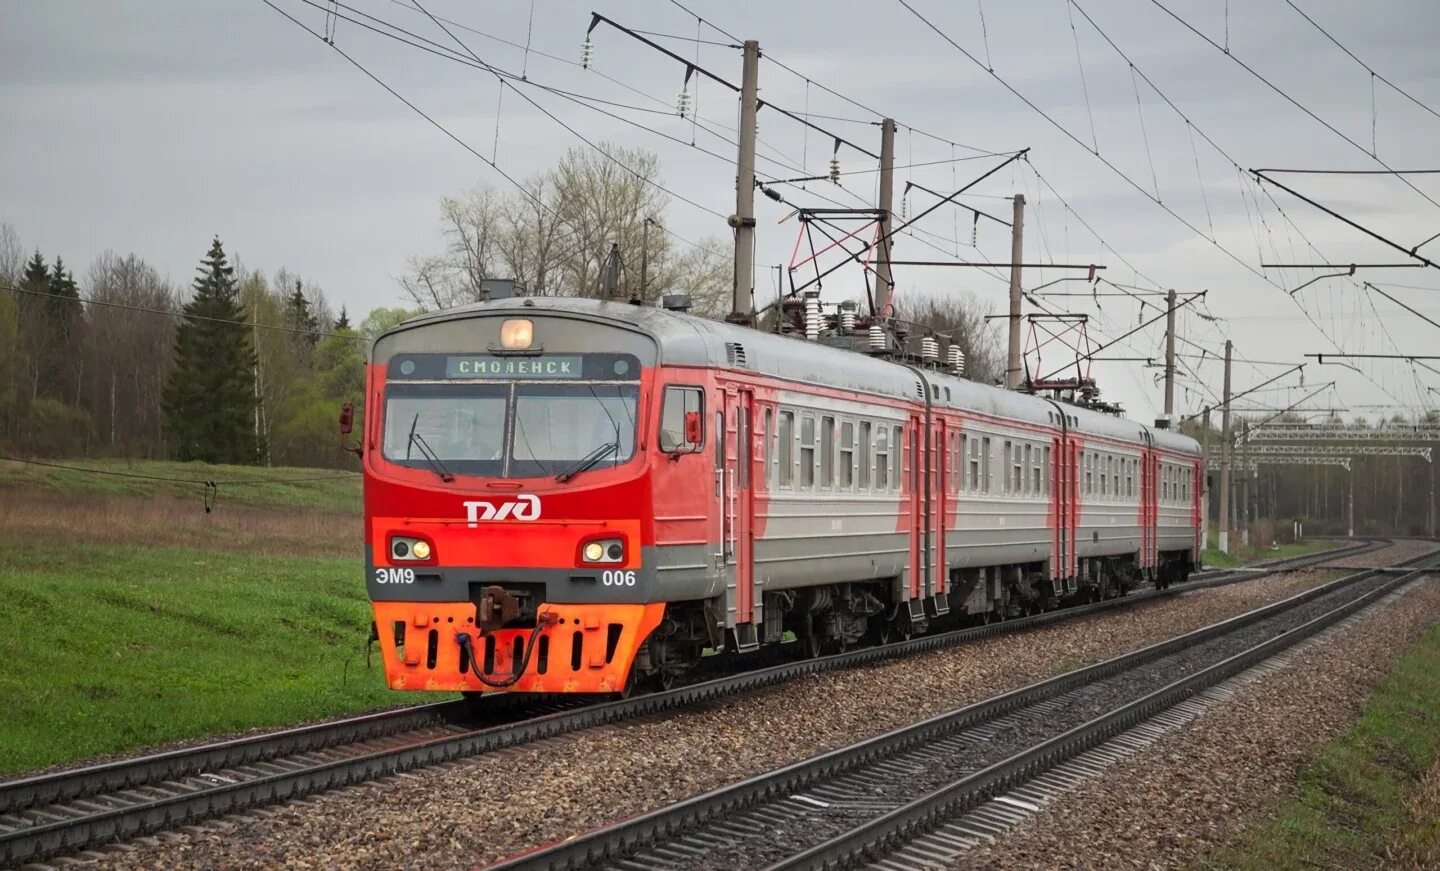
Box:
333;304;350;331
16;252;49;402
44;256;84;403
163;237;260;464
287;279;319;348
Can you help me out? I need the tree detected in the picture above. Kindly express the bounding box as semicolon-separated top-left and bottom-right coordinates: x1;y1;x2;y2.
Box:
83;252;178;456
894;292;1005;385
46;255;84;405
286;279;319;348
401;144;730;313
163;237;260;464
334;305;350;331
359;305;420;339
0;227;24;443
15;251;49;404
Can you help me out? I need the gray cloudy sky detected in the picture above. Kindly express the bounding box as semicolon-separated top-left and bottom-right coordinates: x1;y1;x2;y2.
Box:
4;0;1439;420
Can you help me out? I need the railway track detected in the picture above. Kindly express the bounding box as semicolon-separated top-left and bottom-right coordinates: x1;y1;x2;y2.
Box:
492;549;1438;871
0;539;1384;866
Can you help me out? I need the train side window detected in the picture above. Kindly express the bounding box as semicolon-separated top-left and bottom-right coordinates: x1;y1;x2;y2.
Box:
1043;445;1051;496
969;436;980;492
715;412;725;471
839;421;855;489
1084;452;1094;496
950;433;960;493
800;416;816;489
659;386;704;452
777;411;794;488
1101;455;1109;499
820;416;835;488
1002;441;1012;494
981;437;992;494
1012;445;1023;494
892;426;903;490
858;421;872;490
875;425;889;489
764;408;774;488
1030;446;1040;495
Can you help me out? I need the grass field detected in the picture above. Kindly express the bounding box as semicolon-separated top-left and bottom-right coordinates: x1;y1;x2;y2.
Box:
0;458;405;776
1204;622;1440;869
1201;538;1334;569
0;540;416;775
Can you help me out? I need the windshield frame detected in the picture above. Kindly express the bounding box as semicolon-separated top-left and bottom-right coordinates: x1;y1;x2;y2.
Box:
379;376;641;481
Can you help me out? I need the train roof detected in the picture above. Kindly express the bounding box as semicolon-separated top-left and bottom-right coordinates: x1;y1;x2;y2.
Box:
385;297;1200;456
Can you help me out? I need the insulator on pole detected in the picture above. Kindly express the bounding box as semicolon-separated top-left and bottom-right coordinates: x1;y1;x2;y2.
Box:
804;291;822;341
839;300;857;333
869;322;886;351
677;87;691;118
829;155;841;183
580;37;594;69
948;344;966;376
921;335;939;364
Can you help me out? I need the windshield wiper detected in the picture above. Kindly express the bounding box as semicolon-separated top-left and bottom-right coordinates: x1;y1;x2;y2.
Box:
406;413;455;483
555;441;618;483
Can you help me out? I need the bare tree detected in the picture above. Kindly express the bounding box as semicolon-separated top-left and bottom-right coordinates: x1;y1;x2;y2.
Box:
401;144;729;313
0;222;22;442
83;252;178;456
894;292;1005;384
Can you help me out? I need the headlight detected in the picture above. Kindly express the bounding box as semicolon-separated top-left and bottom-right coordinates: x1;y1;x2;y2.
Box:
580;538;624;564
391;536;435;561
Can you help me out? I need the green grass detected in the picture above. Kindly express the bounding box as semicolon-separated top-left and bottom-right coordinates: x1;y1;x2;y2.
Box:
0;457;361;513
0;540;423;776
1203;623;1440;870
1202;538;1333;570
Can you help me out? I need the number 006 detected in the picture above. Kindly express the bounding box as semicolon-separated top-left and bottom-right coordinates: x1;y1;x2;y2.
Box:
601;570;637;586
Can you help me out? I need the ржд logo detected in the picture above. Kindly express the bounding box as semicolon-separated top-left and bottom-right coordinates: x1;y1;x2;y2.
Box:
463;494;541;526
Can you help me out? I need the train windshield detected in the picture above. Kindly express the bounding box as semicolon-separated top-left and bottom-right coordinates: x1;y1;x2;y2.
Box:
380;353;640;479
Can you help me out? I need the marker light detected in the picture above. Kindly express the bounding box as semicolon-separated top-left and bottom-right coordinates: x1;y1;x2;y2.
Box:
500;318;533;350
410;540;432;560
583;541;606;563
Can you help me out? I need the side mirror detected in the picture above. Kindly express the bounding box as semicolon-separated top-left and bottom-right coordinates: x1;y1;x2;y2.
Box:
339;401;362;456
684;410;702;448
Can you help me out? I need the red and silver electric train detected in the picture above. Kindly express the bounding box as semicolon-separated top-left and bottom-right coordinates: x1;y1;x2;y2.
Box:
361;296;1204;695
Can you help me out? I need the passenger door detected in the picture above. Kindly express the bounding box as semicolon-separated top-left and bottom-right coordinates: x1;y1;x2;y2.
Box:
723;388;757;632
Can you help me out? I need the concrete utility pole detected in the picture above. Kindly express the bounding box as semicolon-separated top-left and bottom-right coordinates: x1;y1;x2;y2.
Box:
638;217;650;302
1005;194;1026;389
1348;467;1356;538
876;118;897;316
1162;288;1177;426
729;39;760;323
1218;340;1233;554
1201;405;1211;550
1239;419;1250;547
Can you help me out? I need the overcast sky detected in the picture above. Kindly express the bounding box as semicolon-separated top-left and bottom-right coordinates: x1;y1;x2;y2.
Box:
4;0;1438;420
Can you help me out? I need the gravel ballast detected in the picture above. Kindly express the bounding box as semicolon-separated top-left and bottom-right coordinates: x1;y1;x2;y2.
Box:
92;542;1434;870
952;577;1440;871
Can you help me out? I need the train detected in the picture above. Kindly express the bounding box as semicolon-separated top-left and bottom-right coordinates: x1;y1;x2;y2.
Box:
358;294;1204;695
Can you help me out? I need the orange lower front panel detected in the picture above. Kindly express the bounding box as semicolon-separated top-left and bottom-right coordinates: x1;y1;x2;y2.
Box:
371;600;666;694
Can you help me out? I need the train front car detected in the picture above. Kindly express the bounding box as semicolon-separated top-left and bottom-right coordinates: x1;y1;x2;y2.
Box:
363;300;670;696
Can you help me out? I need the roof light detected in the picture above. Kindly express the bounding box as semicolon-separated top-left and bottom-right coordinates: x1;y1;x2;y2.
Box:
500;318;533;350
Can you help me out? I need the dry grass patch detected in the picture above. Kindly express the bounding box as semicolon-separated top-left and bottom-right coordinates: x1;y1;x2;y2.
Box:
0;489;358;557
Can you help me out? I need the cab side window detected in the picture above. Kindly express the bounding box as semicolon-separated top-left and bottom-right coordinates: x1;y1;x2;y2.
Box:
658;386;703;451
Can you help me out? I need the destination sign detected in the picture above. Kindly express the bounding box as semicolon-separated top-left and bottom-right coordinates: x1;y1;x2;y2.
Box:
444;355;584;379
